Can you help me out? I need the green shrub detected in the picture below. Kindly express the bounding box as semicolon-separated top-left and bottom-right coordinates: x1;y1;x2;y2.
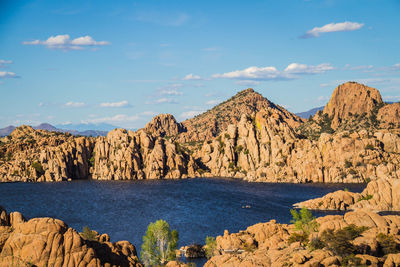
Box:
344;160;353;168
32;161;44;176
365;144;375;150
224;133;230;139
289;208;319;246
377;233;399;255
205;236;217;259
80;226;97;241
243;149;249;155
320;224;368;257
358;194;373;202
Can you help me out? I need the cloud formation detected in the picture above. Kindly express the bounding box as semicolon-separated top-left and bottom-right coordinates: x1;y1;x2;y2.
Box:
23;34;110;50
301;21;364;38
393;64;400;71
100;100;130;108
155;98;178;104
182;74;202;80
0;71;17;78
213;63;333;81
179;110;203;119
65;101;85;108
0;60;12;68
85;114;139;124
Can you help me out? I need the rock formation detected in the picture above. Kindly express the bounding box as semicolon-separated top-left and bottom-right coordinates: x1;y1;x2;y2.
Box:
179;88;303;142
143;114;185;138
91;128;198;180
1;82;400;184
378;102;400;129
320;82;383;129
294;177;400;212
197;111;400;183
0;126;94;182
205;210;400;266
0;206;142;267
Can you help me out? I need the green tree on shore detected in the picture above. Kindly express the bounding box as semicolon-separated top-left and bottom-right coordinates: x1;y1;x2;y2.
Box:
141;219;179;266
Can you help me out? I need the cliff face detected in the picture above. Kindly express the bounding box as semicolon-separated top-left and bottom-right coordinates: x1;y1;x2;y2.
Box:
198;110;400;183
91;128;198;180
0;207;142;267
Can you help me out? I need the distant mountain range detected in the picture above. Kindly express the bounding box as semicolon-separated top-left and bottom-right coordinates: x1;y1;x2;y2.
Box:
295;106;324;119
0;122;120;137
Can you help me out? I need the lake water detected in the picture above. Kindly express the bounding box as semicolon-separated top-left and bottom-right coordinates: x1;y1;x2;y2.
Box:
0;178;365;266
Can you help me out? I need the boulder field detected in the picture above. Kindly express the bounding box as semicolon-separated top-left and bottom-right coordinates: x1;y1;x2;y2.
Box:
204;210;400;267
0;206;142;267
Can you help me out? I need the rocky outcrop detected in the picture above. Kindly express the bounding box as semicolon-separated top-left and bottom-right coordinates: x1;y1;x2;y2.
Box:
144;114;185;138
320;82;383;129
0;206;142;267
198;110;400;183
378;102;400;129
179;88;303;142
91;128;198;180
205;210;400;267
295;177;400;212
0;126;94;182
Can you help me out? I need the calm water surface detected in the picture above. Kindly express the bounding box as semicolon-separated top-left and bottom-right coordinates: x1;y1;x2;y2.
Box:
0;178;364;265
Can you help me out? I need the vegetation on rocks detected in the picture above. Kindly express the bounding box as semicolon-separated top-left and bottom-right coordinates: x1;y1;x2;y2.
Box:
141;219;179;267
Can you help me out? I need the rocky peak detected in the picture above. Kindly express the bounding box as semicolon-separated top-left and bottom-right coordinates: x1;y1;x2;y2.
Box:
320;82;383;129
10;125;36;139
179;88;303;142
144;114;184;138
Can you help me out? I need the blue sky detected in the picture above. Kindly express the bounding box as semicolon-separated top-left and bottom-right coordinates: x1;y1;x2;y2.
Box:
0;0;399;129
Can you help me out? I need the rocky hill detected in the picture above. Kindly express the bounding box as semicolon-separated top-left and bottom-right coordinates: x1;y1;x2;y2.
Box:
178;88;304;142
321;82;383;129
0;206;142;267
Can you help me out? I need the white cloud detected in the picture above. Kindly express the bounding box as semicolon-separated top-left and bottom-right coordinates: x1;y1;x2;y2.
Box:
155;98;178;104
206;100;220;105
317;96;330;102
301;21;364;38
85;114;139;124
23;34;110;50
141;111;157;116
0;60;12;68
382;95;400;102
213;66;281;80
182;74;202;80
284;63;334;74
213;63;333;81
235;80;260;86
179;110;204;119
0;71;17;78
344;64;374;71
65;101;85;108
393;64;400;71
158;83;184;96
100;100;129;108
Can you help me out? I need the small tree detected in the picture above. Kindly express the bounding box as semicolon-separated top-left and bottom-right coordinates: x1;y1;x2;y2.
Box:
205;236;217;259
141;219;178;266
289;208;319;245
